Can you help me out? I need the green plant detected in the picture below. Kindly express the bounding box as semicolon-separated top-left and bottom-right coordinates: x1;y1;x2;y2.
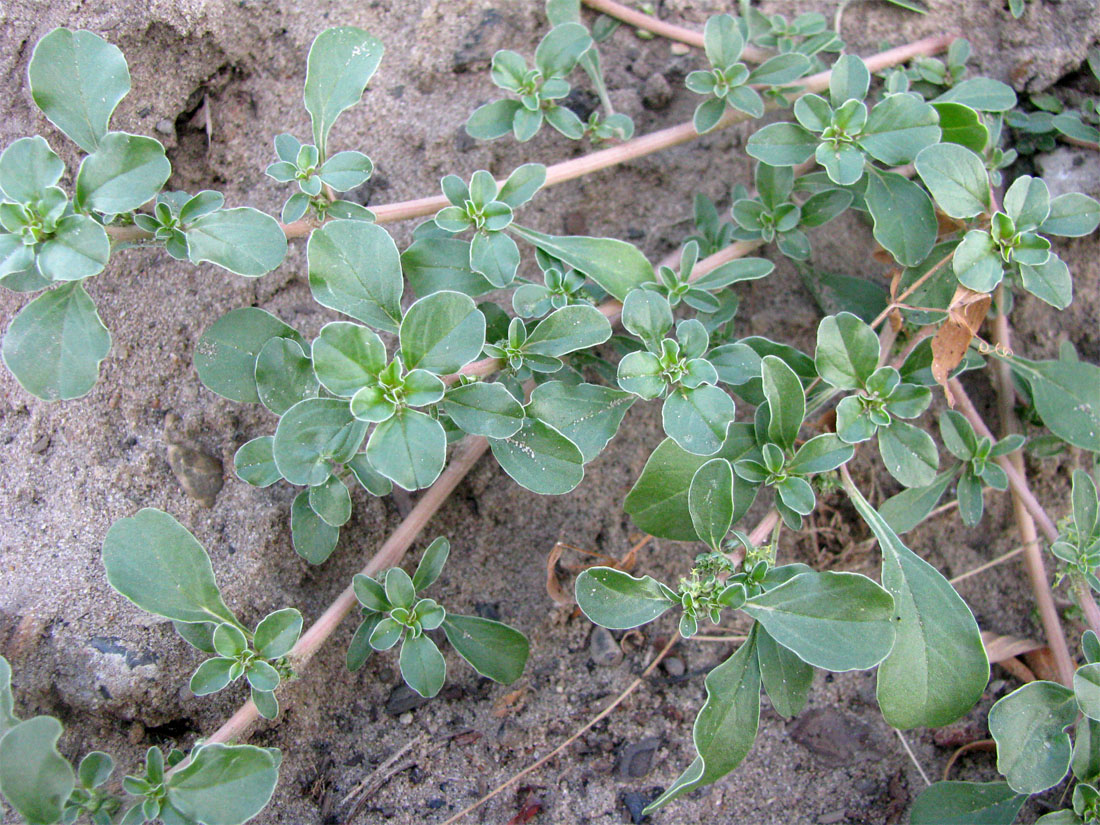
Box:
4;1;1100;823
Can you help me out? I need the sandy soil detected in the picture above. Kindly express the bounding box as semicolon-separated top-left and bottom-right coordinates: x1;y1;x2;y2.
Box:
1;1;1098;823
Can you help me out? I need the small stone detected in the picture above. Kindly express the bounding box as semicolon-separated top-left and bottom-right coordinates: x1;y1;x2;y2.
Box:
399;712;414;726
589;626;623;667
620;790;656;824
818;811;846;825
155;119;175;135
30;434;50;454
386;683;430;716
128;722;145;745
618;737;661;779
670;42;691;56
166;443;223;508
642;73;672;110
661;656;685;678
427;798;445;810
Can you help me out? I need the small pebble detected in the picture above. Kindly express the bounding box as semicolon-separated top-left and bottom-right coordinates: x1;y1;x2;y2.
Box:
399;712;414;726
386;683;430;715
427;798;445;810
670;42;691;56
661;656;685;678
619;737;661;779
155;119;174;135
589;626;624;667
30;434;50;454
166;442;223;508
642;73;672;110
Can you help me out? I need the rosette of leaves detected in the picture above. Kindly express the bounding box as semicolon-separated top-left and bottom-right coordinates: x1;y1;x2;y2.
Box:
686;14;812;133
743;9;843;59
512;257;590;317
686;193;738;256
0;655;281;825
730;162;853;260
1051;470;1100;594
640;240;775;312
101;508;303;720
346;537;530;698
1;28;287;402
465;22;594;141
265;134;375;223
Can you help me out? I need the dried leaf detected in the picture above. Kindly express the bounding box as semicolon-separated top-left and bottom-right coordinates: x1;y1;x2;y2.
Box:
1022;646;1061;683
492;686;529;718
931;285;991;404
981;630;1045;663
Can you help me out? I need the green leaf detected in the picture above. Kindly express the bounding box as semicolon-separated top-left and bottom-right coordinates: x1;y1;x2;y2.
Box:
317;150;373;190
303;27;384;158
527;381;633;463
953;229;1003;292
28;28;130;153
814;312;878;390
347;453;392;497
1073;469;1100;541
703;13;744;68
254;609;302;660
290;490;339;564
490;418;584;495
311;321;386;397
662;384;736;456
0;136;65;203
74;132;170;214
412;536;449;592
167;743;280;825
36;214;111;282
402;238;493;298
910;781;1026;825
102;508;237;625
308;220;403;333
1003;175;1050;231
761;355;804;450
366;408;446;491
3;281;110;401
864;169;937;267
194;308;301;403
914;143;991;218
575;567;676;630
190;657;235;695
756;627;812;718
1020;254;1072;310
645;632;760;811
0;657;16;738
1074;717;1100;784
858;95;940;164
399;634;446;698
931;102;990;153
77;751;114;790
624;427;760;541
689;458;735;550
185;208;287;277
443;614;529;683
234;436;281;488
747;53;811;86
741;571;895;671
829;53;870;105
745;122;817;166
466;99;523;140
935;77;1017;112
534;22;592;77
497;163;546;209
443;382;525;439
694;97;728;134
989;681;1076;794
400;291;486;375
1041;193;1100;238
254;337;318;416
621;289;673;348
878;420;938;488
846;476;988;727
524;305;612;357
878;470;954;533
787;433;854;475
1077;663;1100;721
0;716;75;825
470;230;519;287
509;224;653;301
308;474;352;527
273;398;367;486
1010;358;1100;451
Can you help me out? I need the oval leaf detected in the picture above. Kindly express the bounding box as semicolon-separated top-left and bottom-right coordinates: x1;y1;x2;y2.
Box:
443;614;530;684
575;567;676;629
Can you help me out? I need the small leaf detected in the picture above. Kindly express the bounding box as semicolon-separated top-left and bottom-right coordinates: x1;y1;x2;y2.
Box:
3;281;110;401
317;150;373;190
756;627;813;719
745;122;817;166
466;99;523;140
36;214;111;282
524;304;612;357
167;743;280;825
442;382;525;439
910;781;1026;825
102;508;238;625
308;474;352;527
308;220;403;333
273;398;368;486
662;384;736;456
290;490;339;564
761;355;804;450
366;408;447;491
988;681;1076;794
190;657;235;695
1010;358;1100;452
534;22;592;77
787;433;854;475
828;53;870;105
878;470;954;533
399;634;446;698
77;751;114;790
254;608;303;660
0;136;64;203
858;95;941;164
497;163;546;209
194;308;301;403
74;132;170;214
865;170;937;267
0;657;16;737
346;614;383;671
935;77;1017;112
400;291;486;375
878;420;939;488
255;337;318;415
1020;254;1072;310
186;208;287;277
914;143;991;218
490;418;584;495
0;716;75;825
28;28;131;153
1040;193;1100;238
303;27;384;157
527;381;633;463
412;537;449;592
689;458;735;550
402;238;493;298
931;101;990;153
814;312;879;390
311;321;387;397
443;614;529;683
574;567;676;629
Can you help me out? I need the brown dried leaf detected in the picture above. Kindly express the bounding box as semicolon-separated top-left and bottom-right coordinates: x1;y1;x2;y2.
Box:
492;686;529;718
981;631;1045;664
931;286;991;405
1023;647;1061;683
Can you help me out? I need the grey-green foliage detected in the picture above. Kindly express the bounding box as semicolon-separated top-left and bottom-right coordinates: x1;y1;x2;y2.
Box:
347;537;529;696
2;28;287;402
0;655;280;825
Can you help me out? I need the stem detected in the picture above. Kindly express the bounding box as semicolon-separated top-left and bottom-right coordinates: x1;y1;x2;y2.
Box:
868;249;955;331
1075;575;1100;637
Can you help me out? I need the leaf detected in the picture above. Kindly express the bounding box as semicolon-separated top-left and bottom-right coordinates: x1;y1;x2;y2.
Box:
254;337;318;415
412;536;449;592
0;136;65;203
829;53;870;105
534;22;592;77
786;433;854;475
303;27;384;157
858;95;940;164
308;220;403;333
309;474;352;527
399;634;446;698
878;420;939;488
443;382;525;438
28;28;130;153
194;308;301;403
910;781;1026;825
2;281;111;401
402;238;493;298
864;170;937;267
878;470;954;533
234;436;281;488
167;743;280;825
662;384;736;456
624;426;760;541
0;657;15;738
469;230;519;287
254;609;302;660
185;208;287;277
1040;193;1100;238
443;614;529;683
1074;717;1100;784
1010;357;1100;451
988;681;1076;794
74;132;170;214
756;626;813;719
0;716;75;825
497;163;546;209
523;305;612;357
645;632;760;811
935;77;1017;112
575;567;675;630
102;508;237;625
689;458;735;550
914;143;991;218
1020;254;1072;310
466;99;523;140
490;418;584;495
317;150;374;190
509;224;653;301
310;321;386;397
745;122;818;166
526;381;633;463
761;355;804;450
814;312;879;390
931;102;990;153
400;291;486;375
366;408;446;491
273;398;368;486
35;214;111;282
290;490;339;564
845;476;989;728
741;571;895;671
190;657;235;695
931;285;991;402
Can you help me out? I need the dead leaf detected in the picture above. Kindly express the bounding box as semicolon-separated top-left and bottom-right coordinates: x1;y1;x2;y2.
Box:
544;537;649;606
492;686;529;718
943;739;996;781
981;631;1045;663
931;286;991;405
1023;647;1061;683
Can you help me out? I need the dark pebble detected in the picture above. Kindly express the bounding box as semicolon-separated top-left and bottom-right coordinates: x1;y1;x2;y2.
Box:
385;684;430;716
589;626;623;667
618;737;661;779
620;790;659;824
427;798;445;810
